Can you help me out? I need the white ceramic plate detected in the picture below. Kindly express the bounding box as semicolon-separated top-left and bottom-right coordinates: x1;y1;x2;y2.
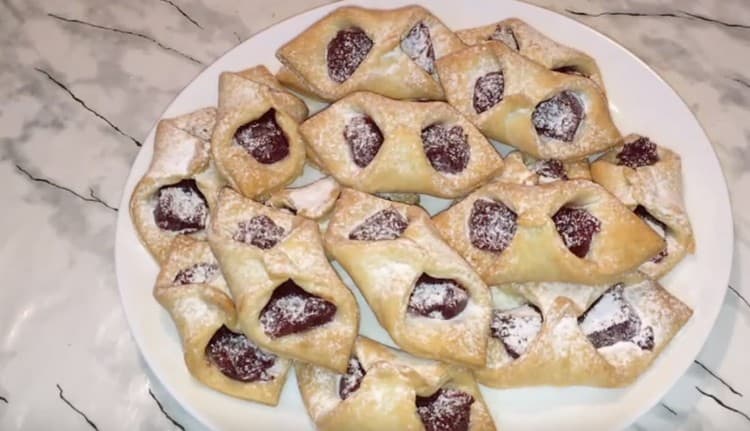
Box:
114;0;734;429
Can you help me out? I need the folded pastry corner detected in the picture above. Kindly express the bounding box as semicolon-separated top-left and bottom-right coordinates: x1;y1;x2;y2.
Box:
591;134;695;278
275;5;465;101
207;187;359;372
211;66;308;199
130;107;223;263
494;150;591;185
154;236;291;405
324;188;492;368
264;176;342;221
436;41;620;161
299;91;504;198
297;336;496;431
432;180;665;285
476;277;692;387
457;18;605;89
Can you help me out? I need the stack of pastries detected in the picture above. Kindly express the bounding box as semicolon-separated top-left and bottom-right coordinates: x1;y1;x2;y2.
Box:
130;5;695;430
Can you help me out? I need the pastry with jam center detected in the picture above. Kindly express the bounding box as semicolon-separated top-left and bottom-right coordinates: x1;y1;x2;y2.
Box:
208;188;358;373
130;106;223;263
296;336;497;431
276;5;465;101
300;92;503;199
325;189;492;368
591;134;695;279
153;236;292;404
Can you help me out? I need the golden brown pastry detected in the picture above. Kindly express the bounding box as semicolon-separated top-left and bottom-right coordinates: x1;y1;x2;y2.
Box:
276;5;465;101
494;150;591;185
207;188;358;372
299;91;504;198
324;189;491;367
264;176;342;221
297;336;496;431
591;134;695;278
154;236;291;404
477;276;692;387
436;42;620;161
432;180;665;285
211;66;308;199
457;18;605;89
130;107;223;263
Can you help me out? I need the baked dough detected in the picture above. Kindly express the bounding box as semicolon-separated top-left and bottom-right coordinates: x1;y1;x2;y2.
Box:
207;188;358;372
211;65;308;199
264;176;342;221
476;276;692;387
432;180;665;285
494;150;591;185
457;18;605;89
591;134;695;278
276;5;465;101
297;336;496;431
324;189;491;367
299;91;504;198
436;42;620;160
154;236;291;404
130;107;224;263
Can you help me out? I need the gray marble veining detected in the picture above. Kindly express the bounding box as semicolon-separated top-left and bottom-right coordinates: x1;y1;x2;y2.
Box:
0;0;748;430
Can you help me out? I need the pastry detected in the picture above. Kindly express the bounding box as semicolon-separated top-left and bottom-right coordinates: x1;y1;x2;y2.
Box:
299;91;504;198
264;176;342;220
275;5;465;101
591;134;695;278
154;236;291;404
457;18;605;89
432;180;665;285
207;188;359;372
130;107;224;263
297;336;496;431
324;189;491;367
435;42;620;160
494;150;591;185
476;276;692;387
211;66;308;199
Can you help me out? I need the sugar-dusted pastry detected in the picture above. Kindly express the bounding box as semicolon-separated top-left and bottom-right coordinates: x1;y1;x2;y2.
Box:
154;236;291;404
297;336;497;431
275;5;465;101
457;18;605;89
436;42;620;161
495;150;591;185
300;92;504;198
324;189;491;367
211;66;308;199
207;188;358;372
130;107;224;263
432;180;665;285
591;134;695;278
264;176;341;220
476;276;692;387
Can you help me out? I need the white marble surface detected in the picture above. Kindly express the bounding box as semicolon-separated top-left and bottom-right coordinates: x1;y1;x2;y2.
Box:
1;0;748;430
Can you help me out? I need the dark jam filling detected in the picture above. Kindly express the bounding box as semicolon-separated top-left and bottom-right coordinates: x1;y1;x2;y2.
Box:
578;284;655;351
407;274;469;320
531;91;585;142
416;388;475;431
473;71;505;114
173;262;219;285
552;206;601;258
153;179;208;233
233;109;289;164
633;205;668;263
205;325;277;382
327;27;373;83
490;304;543;359
259;280;337;338
616;137;659;169
344;115;384;168
232;215;286;249
469;199;518;253
348;209;408;241
421;124;470;174
338;356;366;400
401;21;436;74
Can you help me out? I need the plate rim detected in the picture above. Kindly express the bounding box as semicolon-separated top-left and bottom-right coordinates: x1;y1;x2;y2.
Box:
114;1;735;430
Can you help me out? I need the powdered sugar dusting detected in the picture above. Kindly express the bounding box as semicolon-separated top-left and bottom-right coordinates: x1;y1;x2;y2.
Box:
173;262;219;285
469;198;518;253
416;388;474;431
348;209;408;241
532;91;585;142
490;304;543;359
407;275;468;320
259;280;337;338
327;27;373;83
205;325;278;382
578;284;654;350
154;180;208;233
401;21;436;74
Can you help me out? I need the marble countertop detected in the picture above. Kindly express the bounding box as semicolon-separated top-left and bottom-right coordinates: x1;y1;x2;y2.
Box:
1;0;748;429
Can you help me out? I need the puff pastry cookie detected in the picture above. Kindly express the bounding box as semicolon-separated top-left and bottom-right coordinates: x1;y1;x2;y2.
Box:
154;236;291;404
457;18;605;89
432;180;665;285
591;135;695;278
324;189;491;367
130;107;224;263
300;91;504;198
436;42;620;160
207;188;358;372
297;336;496;431
494;150;591;185
276;5;465;101
211;66;308;199
264;176;342;221
476;276;692;387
